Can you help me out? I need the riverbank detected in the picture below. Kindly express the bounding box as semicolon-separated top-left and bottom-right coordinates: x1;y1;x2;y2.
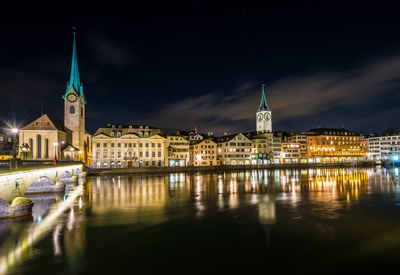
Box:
86;161;377;176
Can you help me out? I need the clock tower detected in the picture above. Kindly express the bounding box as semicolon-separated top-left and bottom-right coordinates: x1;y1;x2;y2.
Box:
256;84;272;133
63;32;86;149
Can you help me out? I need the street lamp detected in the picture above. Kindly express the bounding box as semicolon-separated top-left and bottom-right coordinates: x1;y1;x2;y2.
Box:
53;142;59;161
11;128;19;158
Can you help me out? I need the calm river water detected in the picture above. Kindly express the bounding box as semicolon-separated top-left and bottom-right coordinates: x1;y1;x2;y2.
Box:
1;167;400;274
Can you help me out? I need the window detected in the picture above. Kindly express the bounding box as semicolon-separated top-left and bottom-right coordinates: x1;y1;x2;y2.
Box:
111;152;115;158
111;143;115;148
103;143;107;148
69;105;75;114
145;151;149;157
45;138;49;158
129;143;132;147
152;143;155;148
158;151;161;157
158;143;161;148
96;152;100;158
96;143;100;148
37;135;42;158
152;151;155;157
103;152;107;158
117;152;121;158
118;143;121;148
29;138;33;158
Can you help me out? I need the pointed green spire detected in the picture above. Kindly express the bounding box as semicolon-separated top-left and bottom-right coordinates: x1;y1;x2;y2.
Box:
258;84;270;111
65;31;83;97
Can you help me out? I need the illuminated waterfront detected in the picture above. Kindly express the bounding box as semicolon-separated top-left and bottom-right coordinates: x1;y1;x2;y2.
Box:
1;167;400;274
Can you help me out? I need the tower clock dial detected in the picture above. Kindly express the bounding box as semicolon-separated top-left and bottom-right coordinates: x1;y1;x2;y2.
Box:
264;113;271;121
257;113;263;121
67;93;77;102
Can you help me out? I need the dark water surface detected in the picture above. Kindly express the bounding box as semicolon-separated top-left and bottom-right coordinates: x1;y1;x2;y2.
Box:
1;167;400;274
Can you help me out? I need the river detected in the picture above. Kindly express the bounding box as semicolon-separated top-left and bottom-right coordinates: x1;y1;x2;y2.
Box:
0;167;400;274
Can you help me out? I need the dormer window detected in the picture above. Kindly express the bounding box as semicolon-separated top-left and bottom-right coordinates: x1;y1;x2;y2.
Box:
112;125;115;128
145;126;149;129
140;126;143;129
145;132;149;137
129;125;132;129
111;131;115;137
139;132;143;137
117;132;122;137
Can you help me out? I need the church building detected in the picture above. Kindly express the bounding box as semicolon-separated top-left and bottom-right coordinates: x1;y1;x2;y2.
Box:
19;33;92;164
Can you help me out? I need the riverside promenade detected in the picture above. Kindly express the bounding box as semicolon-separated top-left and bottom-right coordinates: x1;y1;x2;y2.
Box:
87;161;377;176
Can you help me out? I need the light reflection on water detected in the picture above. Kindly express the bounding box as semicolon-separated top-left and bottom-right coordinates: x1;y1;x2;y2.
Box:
1;167;400;274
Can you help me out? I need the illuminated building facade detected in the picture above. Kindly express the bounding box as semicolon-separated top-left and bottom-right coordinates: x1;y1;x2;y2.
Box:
244;131;273;164
19;115;69;161
287;134;307;162
306;128;365;162
368;134;400;161
189;139;217;166
166;135;190;166
0;127;16;160
91;125;166;168
216;133;252;165
281;142;301;163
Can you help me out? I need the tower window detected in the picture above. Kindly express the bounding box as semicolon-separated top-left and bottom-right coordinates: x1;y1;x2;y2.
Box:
70;106;75;114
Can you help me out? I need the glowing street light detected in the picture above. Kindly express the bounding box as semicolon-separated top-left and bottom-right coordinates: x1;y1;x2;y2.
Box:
10;128;19;158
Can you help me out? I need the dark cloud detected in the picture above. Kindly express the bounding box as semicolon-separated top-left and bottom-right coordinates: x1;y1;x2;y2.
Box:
87;32;137;70
145;54;400;135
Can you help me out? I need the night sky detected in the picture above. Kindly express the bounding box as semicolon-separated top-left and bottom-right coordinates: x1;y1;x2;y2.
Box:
1;2;400;135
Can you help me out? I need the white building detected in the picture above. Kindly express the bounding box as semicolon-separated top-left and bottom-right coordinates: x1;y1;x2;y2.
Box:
368;135;400;160
215;133;252;165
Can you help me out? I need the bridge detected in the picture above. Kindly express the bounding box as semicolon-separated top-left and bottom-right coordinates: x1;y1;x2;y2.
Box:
0;163;85;218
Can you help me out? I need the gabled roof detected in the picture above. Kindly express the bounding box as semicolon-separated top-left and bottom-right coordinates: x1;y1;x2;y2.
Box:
62;144;80;152
258;84;270;112
214;132;251;143
21;114;68;132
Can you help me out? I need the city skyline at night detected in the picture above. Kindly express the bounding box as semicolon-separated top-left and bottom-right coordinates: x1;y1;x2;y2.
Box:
0;2;399;135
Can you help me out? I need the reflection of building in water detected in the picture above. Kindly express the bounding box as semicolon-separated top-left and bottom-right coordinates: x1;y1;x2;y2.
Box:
258;198;276;225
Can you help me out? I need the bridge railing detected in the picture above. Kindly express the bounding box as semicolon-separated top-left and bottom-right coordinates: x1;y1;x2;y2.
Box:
0;159;83;172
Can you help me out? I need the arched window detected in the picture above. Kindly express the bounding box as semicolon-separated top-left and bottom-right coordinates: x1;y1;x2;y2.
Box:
70;105;75;114
45;138;49;158
37;135;42;158
29;138;33;159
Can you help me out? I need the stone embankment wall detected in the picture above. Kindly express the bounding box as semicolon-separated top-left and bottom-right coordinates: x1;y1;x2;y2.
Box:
87;161;377;176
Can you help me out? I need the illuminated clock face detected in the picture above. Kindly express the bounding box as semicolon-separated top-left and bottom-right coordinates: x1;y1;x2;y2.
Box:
264;113;271;121
257;113;263;121
67;93;77;102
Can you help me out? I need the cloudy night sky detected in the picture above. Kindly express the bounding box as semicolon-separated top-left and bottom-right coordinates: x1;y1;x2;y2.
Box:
0;2;399;135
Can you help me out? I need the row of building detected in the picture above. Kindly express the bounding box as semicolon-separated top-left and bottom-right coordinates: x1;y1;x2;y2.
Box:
2;33;398;167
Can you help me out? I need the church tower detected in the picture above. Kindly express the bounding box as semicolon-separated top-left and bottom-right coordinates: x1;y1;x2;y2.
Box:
256;84;272;133
63;32;86;149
